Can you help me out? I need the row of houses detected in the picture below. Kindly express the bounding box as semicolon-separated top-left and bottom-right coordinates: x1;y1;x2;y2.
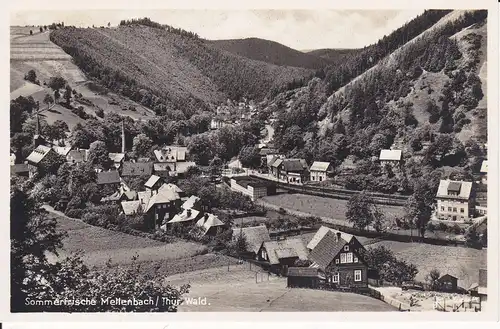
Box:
232;225;370;288
118;175;225;235
12;136;196;181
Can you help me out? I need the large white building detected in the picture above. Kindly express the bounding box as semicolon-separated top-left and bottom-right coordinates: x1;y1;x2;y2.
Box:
436;179;474;221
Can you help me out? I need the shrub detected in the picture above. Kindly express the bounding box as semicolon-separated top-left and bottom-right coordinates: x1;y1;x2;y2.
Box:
95;108;104;118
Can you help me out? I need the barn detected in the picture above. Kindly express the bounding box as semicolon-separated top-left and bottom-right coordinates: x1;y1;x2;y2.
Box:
287;267;319;289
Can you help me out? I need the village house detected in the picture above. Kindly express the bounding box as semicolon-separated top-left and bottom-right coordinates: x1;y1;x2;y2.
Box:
195;213;226;236
121;161;154;177
144;174;164;192
258;238;309;275
287;267;320;289
437;274;458;292
154;146;187;163
270;158;309;184
231;225;271;259
308;227;368;289
230;176;276;201
309;161;334;182
67;149;90;164
96;170;121;187
171;161;197;178
52;145;72;158
436;179;474;221
164;207;202;230
26;144;59;178
480;160;488;185
129;183;183;228
379;149;402;167
108;152;126;169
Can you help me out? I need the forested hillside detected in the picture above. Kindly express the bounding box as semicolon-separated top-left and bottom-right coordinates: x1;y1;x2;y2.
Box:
306;48;361;65
269;10;488;197
50;21;312;116
209;37;330;69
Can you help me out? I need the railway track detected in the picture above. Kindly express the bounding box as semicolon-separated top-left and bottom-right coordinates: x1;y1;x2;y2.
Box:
249;174;408;207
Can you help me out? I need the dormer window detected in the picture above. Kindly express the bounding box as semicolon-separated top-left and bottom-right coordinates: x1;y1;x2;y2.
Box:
344;245;349;251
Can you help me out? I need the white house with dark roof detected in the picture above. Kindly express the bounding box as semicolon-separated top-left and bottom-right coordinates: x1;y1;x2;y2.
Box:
379;149;402;166
309;161;333;182
436;179;474;221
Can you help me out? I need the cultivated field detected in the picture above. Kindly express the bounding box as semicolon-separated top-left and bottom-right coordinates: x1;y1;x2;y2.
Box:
165;265;396;312
369;241;487;289
260;193;405;226
52;214;208;267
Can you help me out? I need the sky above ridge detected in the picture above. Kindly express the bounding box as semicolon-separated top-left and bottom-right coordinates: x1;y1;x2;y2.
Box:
11;9;425;50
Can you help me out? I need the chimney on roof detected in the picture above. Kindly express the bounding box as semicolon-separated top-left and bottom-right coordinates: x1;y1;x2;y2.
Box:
187;209;192;217
203;213;209;223
336;232;341;241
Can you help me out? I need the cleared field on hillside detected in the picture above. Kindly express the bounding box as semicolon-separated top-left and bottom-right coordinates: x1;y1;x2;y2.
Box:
10;27;155;126
53;214;207;267
260;194;405;224
165;265;396;312
369;240;486;289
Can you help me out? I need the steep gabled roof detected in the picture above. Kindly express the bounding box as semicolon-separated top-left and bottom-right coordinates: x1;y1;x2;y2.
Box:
108;152;125;163
262;238;308;265
168;208;200;224
282;159;308;172
196;213;225;235
436;179;473;200
309;161;332;172
270;158;283;168
121;200;142;215
308;231;347;271
144;175;161;189
27;145;53;164
232;225;271;254
307;226;354;250
144;184;181;212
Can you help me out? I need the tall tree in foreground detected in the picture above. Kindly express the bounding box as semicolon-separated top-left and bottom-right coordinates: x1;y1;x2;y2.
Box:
10;184;189;312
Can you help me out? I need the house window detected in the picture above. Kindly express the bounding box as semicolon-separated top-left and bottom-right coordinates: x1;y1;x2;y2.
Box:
460;208;464;213
354;270;362;282
354;256;358;263
335;259;339;264
453;207;457;213
448;207;452;212
344;245;349;251
346;253;353;263
340;253;347;264
332;273;339;283
441;206;445;211
261;250;267;260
